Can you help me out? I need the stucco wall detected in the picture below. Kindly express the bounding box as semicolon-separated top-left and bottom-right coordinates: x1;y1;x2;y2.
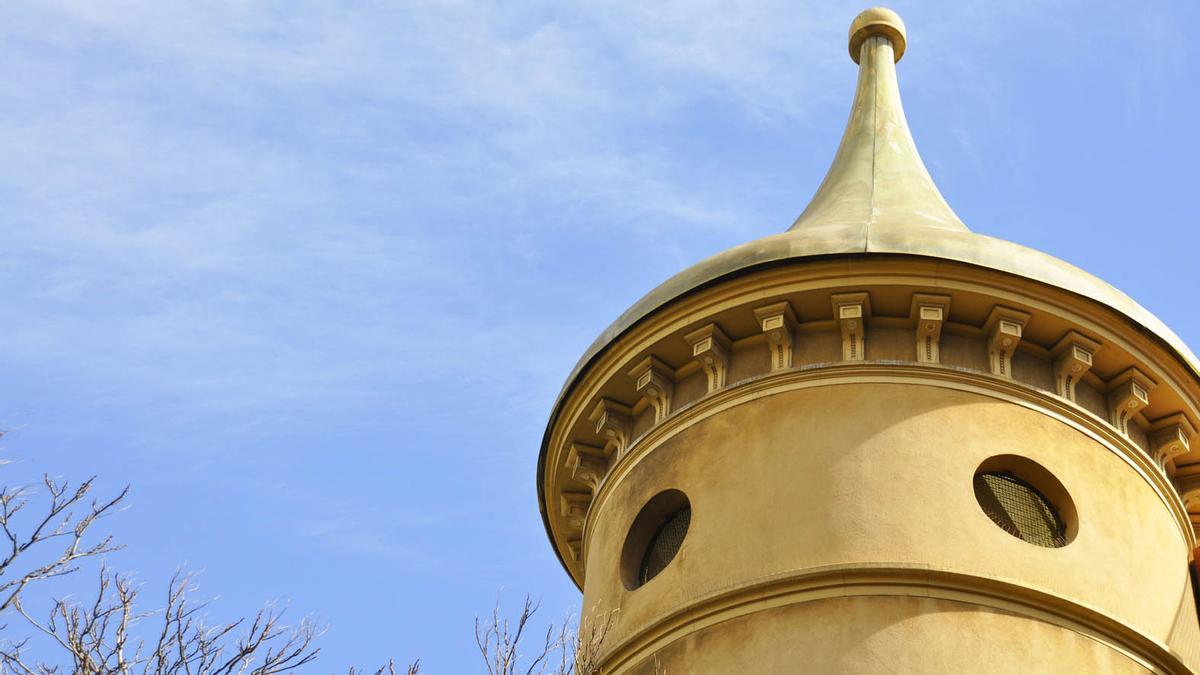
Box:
583;382;1199;670
628;596;1152;674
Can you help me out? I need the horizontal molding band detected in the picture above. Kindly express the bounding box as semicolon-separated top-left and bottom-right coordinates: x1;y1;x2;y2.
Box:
600;563;1190;674
584;363;1194;565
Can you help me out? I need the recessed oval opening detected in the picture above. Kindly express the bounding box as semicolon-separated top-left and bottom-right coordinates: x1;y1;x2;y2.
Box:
973;455;1075;548
621;489;691;590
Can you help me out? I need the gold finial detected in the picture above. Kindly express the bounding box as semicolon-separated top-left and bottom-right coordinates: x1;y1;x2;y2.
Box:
792;4;966;235
849;7;906;64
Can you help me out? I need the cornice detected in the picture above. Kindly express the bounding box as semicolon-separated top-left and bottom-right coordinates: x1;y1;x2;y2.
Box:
539;260;1200;586
597;563;1191;674
582;364;1195;570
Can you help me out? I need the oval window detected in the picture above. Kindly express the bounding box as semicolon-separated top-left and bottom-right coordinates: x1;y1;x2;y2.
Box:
621;490;691;590
639;506;691;586
973;467;1069;548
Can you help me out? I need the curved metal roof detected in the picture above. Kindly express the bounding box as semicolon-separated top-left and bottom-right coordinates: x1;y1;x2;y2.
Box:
549;7;1200;411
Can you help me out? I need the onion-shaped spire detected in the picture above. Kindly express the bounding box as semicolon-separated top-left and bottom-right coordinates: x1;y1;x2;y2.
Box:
790;8;968;237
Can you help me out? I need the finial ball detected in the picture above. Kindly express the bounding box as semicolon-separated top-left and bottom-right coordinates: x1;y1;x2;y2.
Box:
849;7;906;64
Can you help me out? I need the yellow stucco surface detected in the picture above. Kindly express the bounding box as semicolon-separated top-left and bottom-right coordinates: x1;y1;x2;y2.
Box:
584;384;1199;670
630;596;1152;674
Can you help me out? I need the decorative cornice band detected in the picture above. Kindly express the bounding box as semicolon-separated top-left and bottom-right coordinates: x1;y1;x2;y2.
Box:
540;264;1200;585
597;563;1190;674
581;363;1194;564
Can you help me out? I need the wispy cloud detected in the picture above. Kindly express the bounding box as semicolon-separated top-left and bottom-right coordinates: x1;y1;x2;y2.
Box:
0;0;1074;443
7;3;1188;669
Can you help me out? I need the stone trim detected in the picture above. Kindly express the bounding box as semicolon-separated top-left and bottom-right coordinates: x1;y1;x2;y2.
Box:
753;302;797;371
566;443;608;492
1152;414;1197;473
539;264;1200;585
589;399;632;456
910;294;950;364
682;324;730;394
831;292;871;362
1053;331;1101;402
628;356;674;424
1108;368;1156;437
597;564;1189;674
984;306;1030;378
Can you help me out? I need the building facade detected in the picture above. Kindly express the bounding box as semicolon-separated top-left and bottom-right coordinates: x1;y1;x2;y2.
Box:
537;8;1200;672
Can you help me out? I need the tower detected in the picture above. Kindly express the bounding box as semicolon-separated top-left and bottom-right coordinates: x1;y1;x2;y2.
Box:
537;8;1200;672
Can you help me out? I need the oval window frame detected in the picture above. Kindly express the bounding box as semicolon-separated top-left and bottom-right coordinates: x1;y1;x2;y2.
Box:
973;455;1076;548
620;489;691;590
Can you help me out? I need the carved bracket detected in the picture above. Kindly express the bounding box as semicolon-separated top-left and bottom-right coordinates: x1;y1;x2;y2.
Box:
1106;368;1155;437
684;323;731;393
831;292;871;362
984;306;1030;378
1051;331;1101;402
566;537;583;562
1150;414;1196;471
566;442;608;492
910;294;951;364
1174;472;1200;513
560;491;591;530
628;356;674;423
589;398;632;455
753;302;798;371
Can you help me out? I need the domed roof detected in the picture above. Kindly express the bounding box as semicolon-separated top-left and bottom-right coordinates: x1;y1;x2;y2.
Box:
554;7;1200;404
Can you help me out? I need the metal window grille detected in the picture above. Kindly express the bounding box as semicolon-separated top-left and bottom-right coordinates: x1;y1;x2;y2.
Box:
974;471;1066;548
639;507;691;585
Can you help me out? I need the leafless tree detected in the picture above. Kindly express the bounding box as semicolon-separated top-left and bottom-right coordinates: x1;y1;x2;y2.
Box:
476;595;562;675
0;473;127;614
476;595;613;675
349;659;421;675
561;608;614;675
0;458;414;673
0;565;321;674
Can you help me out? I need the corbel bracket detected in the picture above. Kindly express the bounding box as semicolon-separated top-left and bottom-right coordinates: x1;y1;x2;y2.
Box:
753;302;798;372
984;306;1030;378
566;442;608;492
831;292;871;362
566;537;583;562
1051;331;1101;402
589;398;632;455
1106;367;1154;437
910;294;951;364
1174;472;1200;513
559;491;591;530
1150;414;1196;471
683;323;731;393
628;356;674;423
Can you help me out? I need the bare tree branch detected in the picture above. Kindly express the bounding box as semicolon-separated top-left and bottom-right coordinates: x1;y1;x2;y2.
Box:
0;451;412;673
0;456;412;673
0;473;128;613
565;607;616;675
474;596;614;675
348;659;421;675
0;565;325;674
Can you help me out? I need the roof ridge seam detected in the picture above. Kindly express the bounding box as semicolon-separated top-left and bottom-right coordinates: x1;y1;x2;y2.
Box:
866;37;879;251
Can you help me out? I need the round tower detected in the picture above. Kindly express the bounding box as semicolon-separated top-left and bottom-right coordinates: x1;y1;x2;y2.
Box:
537;8;1200;672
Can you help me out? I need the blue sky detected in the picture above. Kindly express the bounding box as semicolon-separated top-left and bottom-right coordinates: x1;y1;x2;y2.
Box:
0;0;1196;670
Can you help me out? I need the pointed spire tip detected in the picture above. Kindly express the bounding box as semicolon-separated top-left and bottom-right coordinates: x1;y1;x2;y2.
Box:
791;5;968;235
849;8;906;64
